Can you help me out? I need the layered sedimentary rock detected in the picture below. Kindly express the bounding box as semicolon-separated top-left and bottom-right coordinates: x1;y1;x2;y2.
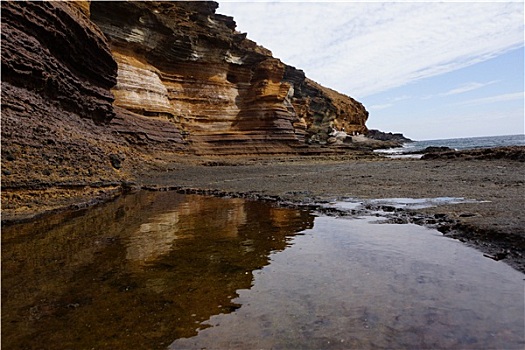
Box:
1;1;124;191
283;68;368;143
0;2;189;192
90;1;369;154
1;1;116;124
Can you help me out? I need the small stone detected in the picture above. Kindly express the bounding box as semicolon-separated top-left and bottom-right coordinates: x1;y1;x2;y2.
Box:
109;154;122;169
5;152;15;161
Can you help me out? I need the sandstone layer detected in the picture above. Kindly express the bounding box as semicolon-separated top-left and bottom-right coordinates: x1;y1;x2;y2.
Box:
89;1;369;155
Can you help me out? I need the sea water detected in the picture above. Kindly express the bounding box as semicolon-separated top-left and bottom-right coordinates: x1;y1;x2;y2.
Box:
375;134;525;157
2;192;524;349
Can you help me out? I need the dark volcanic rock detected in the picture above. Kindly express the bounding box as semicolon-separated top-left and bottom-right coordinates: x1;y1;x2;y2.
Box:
406;146;455;155
366;129;413;143
0;1;132;193
1;1;117;124
421;146;525;161
420;146;454;153
109;154;123;169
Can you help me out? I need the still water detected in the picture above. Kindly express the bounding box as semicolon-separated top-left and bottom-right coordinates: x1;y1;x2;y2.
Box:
2;192;524;349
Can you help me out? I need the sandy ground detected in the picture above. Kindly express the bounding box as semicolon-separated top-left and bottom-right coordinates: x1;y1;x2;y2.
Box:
140;156;525;272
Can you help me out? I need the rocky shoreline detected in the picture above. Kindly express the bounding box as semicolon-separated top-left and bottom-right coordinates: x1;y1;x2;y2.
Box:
3;147;524;273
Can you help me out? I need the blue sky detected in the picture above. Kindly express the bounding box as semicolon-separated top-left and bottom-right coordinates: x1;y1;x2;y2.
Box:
218;1;524;140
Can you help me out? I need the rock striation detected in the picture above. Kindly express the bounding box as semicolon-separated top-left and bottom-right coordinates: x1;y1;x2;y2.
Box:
1;1;116;124
1;1;124;189
89;1;369;154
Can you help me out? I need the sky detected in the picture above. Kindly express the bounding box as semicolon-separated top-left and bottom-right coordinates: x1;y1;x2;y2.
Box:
217;1;524;140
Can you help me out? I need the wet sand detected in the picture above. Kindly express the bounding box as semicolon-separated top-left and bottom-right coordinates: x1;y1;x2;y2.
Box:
141;156;525;272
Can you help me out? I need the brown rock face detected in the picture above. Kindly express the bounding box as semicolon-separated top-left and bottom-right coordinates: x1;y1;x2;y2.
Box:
1;1;189;194
284;67;369;143
1;1;116;124
90;1;369;154
1;1;125;192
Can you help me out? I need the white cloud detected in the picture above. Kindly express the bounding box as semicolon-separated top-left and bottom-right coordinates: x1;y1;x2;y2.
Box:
389;95;411;103
441;81;499;96
218;2;524;98
421;80;500;99
368;103;393;110
368;94;411;109
456;92;524;106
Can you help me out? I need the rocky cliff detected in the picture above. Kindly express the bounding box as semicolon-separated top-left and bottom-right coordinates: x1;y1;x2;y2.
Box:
2;1;128;201
89;1;369;155
1;1;370;220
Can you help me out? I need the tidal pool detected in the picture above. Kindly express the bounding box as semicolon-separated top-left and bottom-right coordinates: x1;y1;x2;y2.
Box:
2;192;524;349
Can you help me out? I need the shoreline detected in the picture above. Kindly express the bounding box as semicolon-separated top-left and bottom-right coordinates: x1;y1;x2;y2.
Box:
2;149;524;272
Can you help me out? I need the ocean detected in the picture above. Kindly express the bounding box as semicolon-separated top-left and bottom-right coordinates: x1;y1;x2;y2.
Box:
375;134;525;157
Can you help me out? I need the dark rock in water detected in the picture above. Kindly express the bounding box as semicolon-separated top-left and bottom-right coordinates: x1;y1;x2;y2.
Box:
366;129;413;143
421;146;455;153
421;146;525;161
483;252;508;261
405;146;455;155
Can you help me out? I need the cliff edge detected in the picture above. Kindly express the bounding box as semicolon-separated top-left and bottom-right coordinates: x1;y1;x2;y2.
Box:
89;1;369;154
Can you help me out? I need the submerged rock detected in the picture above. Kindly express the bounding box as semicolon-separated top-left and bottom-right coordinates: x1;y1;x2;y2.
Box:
420;146;455;153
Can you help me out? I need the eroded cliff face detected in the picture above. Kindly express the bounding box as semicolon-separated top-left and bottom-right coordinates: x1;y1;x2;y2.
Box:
90;1;368;154
1;1;123;189
1;1;369;219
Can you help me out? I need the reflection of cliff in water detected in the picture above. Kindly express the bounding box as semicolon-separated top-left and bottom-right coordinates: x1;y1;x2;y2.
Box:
2;192;315;349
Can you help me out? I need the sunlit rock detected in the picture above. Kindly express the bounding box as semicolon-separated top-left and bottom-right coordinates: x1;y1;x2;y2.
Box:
90;1;369;154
